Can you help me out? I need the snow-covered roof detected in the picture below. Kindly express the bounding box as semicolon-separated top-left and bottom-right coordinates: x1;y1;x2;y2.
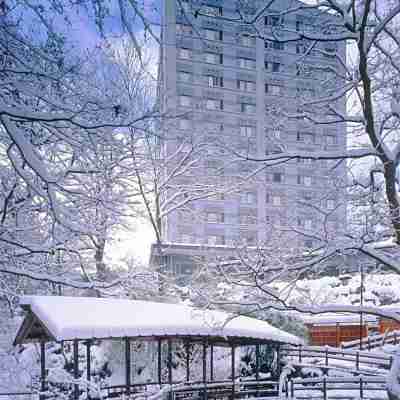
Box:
15;296;302;345
302;313;378;326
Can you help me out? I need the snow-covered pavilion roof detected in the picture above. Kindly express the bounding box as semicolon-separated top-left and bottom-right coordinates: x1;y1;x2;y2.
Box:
14;296;302;346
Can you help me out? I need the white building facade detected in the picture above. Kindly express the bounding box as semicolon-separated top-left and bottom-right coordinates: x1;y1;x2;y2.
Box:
159;0;347;257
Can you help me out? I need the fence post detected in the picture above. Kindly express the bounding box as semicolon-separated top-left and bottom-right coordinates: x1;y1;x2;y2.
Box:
368;336;371;351
360;376;363;399
290;380;294;398
323;377;327;400
390;356;394;369
325;347;328;366
356;351;360;370
299;344;302;363
40;341;46;400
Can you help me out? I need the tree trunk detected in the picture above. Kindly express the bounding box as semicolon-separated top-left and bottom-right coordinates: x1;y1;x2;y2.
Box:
95;238;107;280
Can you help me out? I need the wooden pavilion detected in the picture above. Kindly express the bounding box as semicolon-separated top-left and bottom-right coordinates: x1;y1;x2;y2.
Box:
14;296;302;400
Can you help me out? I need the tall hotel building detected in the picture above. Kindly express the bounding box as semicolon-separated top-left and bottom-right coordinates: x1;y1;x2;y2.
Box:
156;0;346;272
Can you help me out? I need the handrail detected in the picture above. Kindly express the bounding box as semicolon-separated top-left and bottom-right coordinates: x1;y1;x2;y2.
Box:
281;344;392;371
288;375;387;400
341;330;400;350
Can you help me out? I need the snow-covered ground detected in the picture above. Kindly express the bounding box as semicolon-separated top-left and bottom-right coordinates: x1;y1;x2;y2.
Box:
274;273;400;308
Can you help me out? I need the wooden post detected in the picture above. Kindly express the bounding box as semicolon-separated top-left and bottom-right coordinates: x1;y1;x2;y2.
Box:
323;377;327;400
158;339;162;385
210;344;214;382
185;341;190;382
202;342;207;383
336;323;340;347
360;376;363;399
325;346;328;366
255;344;260;381
86;341;91;400
356;351;360;370
299;344;302;363
125;337;131;395
73;339;79;400
167;339;172;384
40;341;46;400
231;345;235;400
276;345;282;377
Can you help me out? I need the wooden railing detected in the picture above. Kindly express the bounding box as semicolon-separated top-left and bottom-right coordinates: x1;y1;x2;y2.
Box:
2;376;390;400
341;330;400;350
101;380;280;400
171;380;279;400
0;393;35;399
281;345;392;371
287;376;387;400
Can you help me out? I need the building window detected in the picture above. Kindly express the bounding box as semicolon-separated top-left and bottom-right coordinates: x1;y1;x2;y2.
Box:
241;103;256;114
240;192;256;205
225;238;235;246
178;0;190;14
207;235;225;245
239;34;256;47
202;5;222;17
297;131;315;144
265;40;284;50
302;191;313;201
265;83;282;95
206;99;224;110
207;212;224;223
180;234;194;244
238;57;256;69
205;52;223;64
296;20;303;31
273;172;284;183
237;80;256;92
297;175;312;186
179;119;192;129
207;122;224;133
240;214;256;225
324;46;337;58
178;71;191;82
296;43;306;54
240;125;256;138
326;135;337;145
327;199;335;210
272;195;281;206
298;218;313;230
178;48;192;59
179;95;192;107
176;24;193;35
272;129;281;139
297;157;314;165
265;15;281;26
272;62;281;72
304;239;313;248
242;235;257;246
208;75;224;88
205;29;223;41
